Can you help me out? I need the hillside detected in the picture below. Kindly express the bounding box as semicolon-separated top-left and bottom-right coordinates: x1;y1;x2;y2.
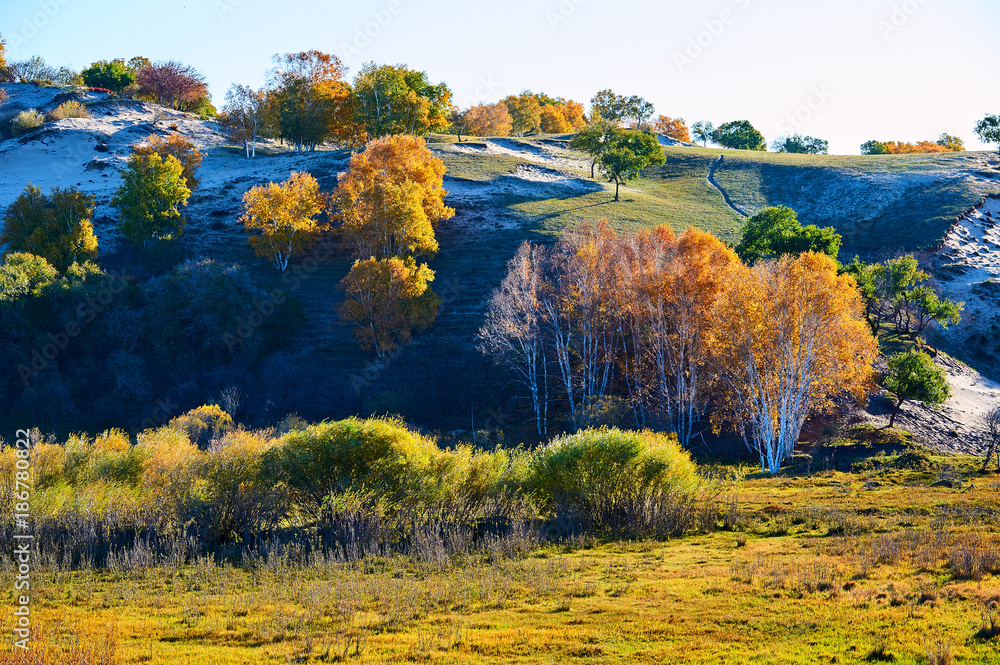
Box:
2;82;999;438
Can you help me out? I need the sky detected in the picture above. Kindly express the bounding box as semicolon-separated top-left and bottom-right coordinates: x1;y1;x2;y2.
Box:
2;0;999;155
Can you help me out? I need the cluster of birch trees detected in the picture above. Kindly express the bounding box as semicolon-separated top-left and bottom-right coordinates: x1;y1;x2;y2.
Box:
479;223;877;473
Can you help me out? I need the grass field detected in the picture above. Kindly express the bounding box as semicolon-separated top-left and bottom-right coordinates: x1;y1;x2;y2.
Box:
5;439;1000;664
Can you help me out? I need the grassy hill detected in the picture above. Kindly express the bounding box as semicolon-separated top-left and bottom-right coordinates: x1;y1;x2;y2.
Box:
2;84;998;435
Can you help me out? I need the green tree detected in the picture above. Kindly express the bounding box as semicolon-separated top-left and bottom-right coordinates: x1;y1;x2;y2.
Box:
691;121;714;147
884;349;950;428
713;120;765;151
353;63;453;138
937;133;965;152
772;134;828;154
735;206;841;265
81;59;136;93
569;117;618;178
596;130;666;201
1;185;99;271
111;153;191;246
861;140;890;155
974;115;1000;154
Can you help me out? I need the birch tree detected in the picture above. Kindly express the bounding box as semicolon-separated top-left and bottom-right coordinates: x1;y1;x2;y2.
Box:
239;172;327;272
478;242;548;435
712;252;877;474
222;84;269;158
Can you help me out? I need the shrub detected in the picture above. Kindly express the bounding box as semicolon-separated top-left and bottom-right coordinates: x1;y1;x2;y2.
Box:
267;417;442;517
527;428;700;536
46;100;90;120
10;108;44;136
168;404;234;449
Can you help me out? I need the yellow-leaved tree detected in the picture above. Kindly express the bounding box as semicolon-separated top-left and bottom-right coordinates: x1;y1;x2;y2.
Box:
339;257;438;358
1;184;99;271
133;132;204;190
711;252;877;474
240;171;327;272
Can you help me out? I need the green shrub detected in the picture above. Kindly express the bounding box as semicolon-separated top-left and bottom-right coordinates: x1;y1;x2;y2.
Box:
527;428;700;536
268;417;442;516
168;404;234;449
46;100;90;120
10;108;44;136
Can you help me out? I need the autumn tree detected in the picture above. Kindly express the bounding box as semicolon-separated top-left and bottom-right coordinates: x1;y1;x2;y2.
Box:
478;242;548;435
713;120;765;151
712;252;877;474
334;135;454;254
736;206;841;265
771;134;828;154
691;121;714;147
352;63;452;138
625;227;739;446
339;257;438;358
1;185;98;271
974;115;1000;154
503;92;543;136
538;97;585;134
653;116;691;143
136;61;208;110
883;349;950;428
112;153;191;246
268;51;352;151
463;102;512;137
540;105;572;134
222;84;269;158
240;171;327;272
597;129;666;201
0;33;6;71
132;132;203;190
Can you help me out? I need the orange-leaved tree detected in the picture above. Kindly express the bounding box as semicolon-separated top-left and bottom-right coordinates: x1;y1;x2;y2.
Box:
653;116;691;143
464;102;513;137
240;171;327;272
133;132;204;190
268;51;354;151
625;226;739;446
339;257;438;358
711;252;877;474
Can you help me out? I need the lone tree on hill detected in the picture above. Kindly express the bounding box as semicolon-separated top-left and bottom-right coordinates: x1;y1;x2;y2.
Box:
112;153;191;246
974;115;1000;154
691;121;714;147
570;117;618;178
713;120;765;151
597;129;665;201
883;349;950;428
240;171;328;272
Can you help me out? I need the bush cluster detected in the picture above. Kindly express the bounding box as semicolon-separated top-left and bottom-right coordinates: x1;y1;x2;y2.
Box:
0;418;704;568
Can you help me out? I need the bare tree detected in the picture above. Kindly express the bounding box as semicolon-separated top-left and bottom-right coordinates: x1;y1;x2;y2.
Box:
222;84;268;158
479;243;548;435
980;406;1000;472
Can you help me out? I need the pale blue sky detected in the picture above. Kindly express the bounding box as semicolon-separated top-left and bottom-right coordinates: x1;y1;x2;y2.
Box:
2;0;998;154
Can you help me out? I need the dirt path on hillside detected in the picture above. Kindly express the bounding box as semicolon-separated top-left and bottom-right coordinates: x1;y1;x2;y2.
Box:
707;155;748;217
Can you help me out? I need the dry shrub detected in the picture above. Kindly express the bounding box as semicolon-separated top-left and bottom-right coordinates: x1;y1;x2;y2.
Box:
167;403;233;448
46;100;90;120
10;108;44;136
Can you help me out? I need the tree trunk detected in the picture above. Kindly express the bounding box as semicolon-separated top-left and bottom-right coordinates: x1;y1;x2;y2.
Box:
614;180;620;201
591;158;596;179
888;398;904;428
